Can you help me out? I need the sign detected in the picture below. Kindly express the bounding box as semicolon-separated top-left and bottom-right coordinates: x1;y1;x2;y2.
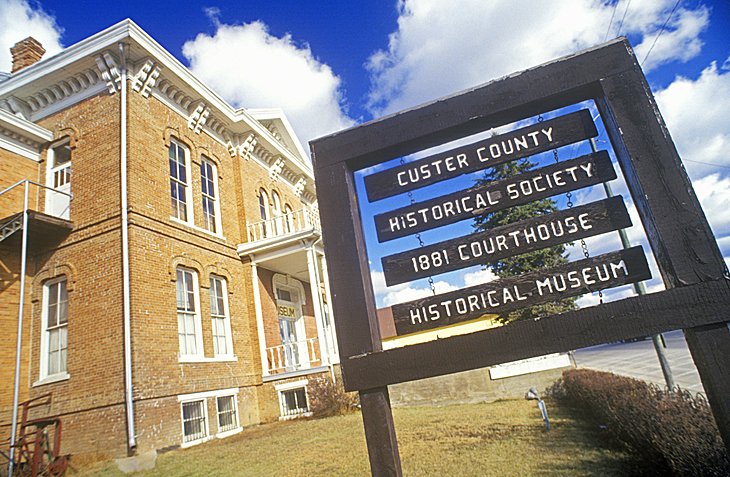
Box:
310;39;730;476
382;195;631;286
364;109;597;202
375;150;616;242
392;246;650;335
277;305;297;318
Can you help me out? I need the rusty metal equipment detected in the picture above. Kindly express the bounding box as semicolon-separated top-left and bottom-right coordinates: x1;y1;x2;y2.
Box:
2;393;67;476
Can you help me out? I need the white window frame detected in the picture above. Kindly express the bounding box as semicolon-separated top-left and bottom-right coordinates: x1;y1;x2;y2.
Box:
176;267;204;360
44;139;72;220
180;399;210;447
275;379;311;419
200;157;222;235
169;139;194;224
209;275;234;358
38;277;70;383
177;387;241;446
215;394;240;436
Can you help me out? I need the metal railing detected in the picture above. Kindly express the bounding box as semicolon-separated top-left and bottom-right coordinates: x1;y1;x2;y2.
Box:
0;179;73;218
2;180;72;477
247;206;320;242
267;337;321;374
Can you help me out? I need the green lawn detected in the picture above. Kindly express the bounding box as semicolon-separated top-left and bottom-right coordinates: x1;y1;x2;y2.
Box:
71;399;636;476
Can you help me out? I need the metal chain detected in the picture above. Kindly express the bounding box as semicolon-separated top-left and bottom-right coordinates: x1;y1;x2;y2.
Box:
547;124;603;304
400;158;437;295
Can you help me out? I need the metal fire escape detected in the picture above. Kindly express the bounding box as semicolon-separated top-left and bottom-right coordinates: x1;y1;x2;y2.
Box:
0;180;72;477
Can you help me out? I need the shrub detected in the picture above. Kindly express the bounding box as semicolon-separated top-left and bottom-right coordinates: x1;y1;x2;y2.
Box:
549;369;729;476
307;376;359;418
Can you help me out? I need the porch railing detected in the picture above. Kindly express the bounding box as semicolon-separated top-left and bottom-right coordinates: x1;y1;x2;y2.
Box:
267;337;321;374
246;206;320;242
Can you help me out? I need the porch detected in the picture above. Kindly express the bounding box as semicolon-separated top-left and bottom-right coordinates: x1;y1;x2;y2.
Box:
238;205;338;381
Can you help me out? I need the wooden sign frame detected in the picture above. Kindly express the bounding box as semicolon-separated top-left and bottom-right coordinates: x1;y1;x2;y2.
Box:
310;38;730;474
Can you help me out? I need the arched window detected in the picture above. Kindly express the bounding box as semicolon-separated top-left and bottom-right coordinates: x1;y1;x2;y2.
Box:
284;204;294;233
271;191;283;234
258;189;269;221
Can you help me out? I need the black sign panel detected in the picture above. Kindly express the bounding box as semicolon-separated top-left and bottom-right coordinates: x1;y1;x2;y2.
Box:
382;195;631;286
364;109;597;202
375;150;615;242
392;246;651;336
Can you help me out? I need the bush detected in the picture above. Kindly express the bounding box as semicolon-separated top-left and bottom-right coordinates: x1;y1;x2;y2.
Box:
548;369;729;476
307;376;359;418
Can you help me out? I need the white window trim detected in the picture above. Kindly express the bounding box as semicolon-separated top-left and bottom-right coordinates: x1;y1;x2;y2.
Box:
39;276;69;382
44;139;72;219
215;394;241;436
177;388;241;445
274;379;311;420
200;157;223;236
176;268;205;361
169;216;226;240
210;276;235;359
178;355;238;364
32;372;70;387
169;139;194;225
179;398;211;448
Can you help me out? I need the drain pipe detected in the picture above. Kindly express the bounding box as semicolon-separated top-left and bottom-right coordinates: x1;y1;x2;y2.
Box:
119;42;136;453
8;182;30;477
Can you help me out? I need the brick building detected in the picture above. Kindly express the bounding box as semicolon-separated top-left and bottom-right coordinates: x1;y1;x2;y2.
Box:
0;20;339;462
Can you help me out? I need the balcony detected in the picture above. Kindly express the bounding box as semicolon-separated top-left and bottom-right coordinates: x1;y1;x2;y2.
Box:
0;180;73;249
266;338;322;375
246;206;320;244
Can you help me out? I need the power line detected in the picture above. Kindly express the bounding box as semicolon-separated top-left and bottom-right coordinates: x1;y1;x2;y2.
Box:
604;0;620;41
683;158;730;170
616;0;632;36
641;0;682;66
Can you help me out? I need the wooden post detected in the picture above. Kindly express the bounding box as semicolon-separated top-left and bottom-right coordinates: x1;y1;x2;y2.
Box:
360;387;403;476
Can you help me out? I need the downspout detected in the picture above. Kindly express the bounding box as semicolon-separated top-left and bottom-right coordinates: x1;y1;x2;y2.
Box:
8;182;30;477
119;42;136;452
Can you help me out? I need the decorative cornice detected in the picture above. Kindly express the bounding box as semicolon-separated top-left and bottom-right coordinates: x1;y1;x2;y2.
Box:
269;157;284;180
131;59;160;98
293;177;306;197
0;19;317;200
95;52;121;94
187;101;210;134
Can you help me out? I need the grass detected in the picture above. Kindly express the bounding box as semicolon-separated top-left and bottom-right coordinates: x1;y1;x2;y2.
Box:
70;399;636;476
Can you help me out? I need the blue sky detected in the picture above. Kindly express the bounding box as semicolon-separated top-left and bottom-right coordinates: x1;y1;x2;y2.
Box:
1;0;728;308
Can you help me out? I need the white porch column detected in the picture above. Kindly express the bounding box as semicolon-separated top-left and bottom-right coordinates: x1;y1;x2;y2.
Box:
320;255;339;361
250;261;269;377
306;245;328;366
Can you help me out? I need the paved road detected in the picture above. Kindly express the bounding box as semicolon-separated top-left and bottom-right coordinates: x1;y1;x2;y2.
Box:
572;330;705;394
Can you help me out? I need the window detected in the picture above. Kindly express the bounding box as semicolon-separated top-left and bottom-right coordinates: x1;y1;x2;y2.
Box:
45;142;72;219
169;139;191;221
216;395;239;433
181;400;208;443
271;191;283;234
200;158;220;233
284;204;294;233
279;387;309;418
41;278;68;379
258;189;269;221
176;268;202;357
210;276;232;356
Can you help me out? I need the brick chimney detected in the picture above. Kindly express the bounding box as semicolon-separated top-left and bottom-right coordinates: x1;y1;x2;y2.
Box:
10;37;46;73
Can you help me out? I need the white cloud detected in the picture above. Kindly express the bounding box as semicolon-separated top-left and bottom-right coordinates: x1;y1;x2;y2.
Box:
692;173;730;241
655;61;730;178
182;20;355;148
371;270;458;307
463;268;497;286
0;0;63;72
366;0;709;116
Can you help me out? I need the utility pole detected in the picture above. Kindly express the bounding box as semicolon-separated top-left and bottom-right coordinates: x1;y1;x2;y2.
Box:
590;137;675;390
